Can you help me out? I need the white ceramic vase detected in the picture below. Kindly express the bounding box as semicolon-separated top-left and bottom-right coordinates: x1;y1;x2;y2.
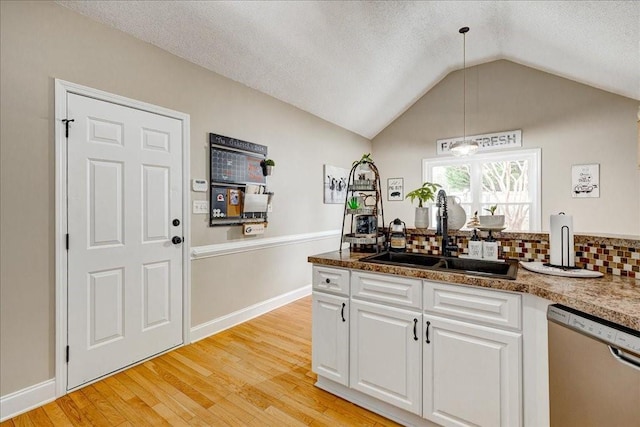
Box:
414;207;430;229
446;196;467;230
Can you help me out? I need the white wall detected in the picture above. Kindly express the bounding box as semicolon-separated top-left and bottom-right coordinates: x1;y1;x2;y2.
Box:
373;60;640;236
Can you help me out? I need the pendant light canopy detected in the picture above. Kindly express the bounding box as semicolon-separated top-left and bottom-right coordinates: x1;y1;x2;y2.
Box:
450;26;479;157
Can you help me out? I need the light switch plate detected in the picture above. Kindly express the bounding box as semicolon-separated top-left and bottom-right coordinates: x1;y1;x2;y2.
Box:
192;179;208;192
193;200;208;214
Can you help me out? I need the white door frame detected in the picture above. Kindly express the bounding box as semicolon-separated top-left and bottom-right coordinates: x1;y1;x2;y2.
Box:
54;79;191;397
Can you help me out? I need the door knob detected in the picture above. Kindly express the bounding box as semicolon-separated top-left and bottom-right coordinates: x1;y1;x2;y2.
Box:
172;236;183;245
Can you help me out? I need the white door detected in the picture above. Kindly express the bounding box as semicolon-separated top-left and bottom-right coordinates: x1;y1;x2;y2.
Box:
312;292;349;386
423;315;522;427
66;93;183;389
350;300;422;415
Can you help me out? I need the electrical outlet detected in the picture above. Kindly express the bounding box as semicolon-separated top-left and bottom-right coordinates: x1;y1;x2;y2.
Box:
267;203;273;213
193;200;208;214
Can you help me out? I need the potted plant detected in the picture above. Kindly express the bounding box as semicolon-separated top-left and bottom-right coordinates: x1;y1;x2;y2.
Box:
479;205;505;228
352;153;373;167
261;159;275;176
405;182;441;228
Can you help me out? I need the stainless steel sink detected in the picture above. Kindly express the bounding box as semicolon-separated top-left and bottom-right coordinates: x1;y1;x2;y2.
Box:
360;251;518;280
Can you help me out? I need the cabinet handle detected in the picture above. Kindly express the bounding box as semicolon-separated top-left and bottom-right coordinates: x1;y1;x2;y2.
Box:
413;318;418;341
341;302;346;322
425;321;431;344
325;278;331;284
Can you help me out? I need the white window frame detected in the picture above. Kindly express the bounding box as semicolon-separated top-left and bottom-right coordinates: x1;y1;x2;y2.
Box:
423;148;541;231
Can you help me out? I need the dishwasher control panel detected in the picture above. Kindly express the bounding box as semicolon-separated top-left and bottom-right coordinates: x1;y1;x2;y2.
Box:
548;304;640;355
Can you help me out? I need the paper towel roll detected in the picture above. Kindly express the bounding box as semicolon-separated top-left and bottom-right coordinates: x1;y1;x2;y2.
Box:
550;213;575;267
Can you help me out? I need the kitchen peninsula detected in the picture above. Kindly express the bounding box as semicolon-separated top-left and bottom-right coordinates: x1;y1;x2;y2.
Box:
308;232;640;427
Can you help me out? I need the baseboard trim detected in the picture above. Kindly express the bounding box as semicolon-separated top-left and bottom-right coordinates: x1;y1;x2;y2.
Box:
316;376;437;427
0;379;56;422
190;285;312;343
190;229;340;260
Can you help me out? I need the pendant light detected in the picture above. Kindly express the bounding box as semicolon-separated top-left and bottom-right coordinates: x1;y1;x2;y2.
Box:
450;26;479;157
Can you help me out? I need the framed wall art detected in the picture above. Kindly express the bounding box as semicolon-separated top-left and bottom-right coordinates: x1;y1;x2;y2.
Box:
323;164;348;204
387;178;404;201
572;163;599;198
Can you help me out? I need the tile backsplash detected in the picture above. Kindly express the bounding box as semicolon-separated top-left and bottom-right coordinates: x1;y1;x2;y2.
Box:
404;230;639;279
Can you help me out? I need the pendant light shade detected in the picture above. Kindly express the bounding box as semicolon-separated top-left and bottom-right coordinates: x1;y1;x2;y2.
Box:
450;139;478;156
450;26;479;157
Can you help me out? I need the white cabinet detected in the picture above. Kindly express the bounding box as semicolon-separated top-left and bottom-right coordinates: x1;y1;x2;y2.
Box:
313;266;350;295
312;266;350;387
312;266;528;427
352;271;422;310
424;281;521;330
312;292;349;386
350;299;422;415
423;281;522;427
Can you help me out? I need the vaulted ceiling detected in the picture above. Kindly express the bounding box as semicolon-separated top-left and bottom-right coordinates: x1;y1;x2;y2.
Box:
57;1;640;139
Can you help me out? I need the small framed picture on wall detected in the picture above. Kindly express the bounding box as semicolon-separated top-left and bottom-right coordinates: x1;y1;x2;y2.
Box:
571;163;599;198
387;178;404;201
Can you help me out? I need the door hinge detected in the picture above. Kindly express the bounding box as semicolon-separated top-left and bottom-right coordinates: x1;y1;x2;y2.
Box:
65;234;69;250
66;345;70;363
61;118;75;138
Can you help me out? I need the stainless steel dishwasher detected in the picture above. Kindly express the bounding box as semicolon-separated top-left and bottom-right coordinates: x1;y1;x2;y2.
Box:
547;304;640;426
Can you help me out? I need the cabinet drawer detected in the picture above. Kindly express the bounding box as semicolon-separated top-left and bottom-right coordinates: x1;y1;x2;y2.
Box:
313;266;349;296
424;281;521;330
352;271;422;309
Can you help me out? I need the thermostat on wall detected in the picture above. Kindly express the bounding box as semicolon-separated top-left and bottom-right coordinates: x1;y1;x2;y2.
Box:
192;179;208;192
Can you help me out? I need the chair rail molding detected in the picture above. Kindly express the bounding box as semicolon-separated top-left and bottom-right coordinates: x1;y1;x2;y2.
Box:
190;229;341;260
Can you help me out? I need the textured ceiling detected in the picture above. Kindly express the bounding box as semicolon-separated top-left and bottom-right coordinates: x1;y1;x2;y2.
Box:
56;1;640;139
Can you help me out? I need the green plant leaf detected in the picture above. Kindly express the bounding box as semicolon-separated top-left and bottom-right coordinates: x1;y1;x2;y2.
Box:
484;205;498;215
405;182;441;207
352;153;373;166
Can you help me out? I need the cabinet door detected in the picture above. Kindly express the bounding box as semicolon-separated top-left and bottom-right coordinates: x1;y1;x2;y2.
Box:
350;300;422;415
312;292;349;386
423;316;522;427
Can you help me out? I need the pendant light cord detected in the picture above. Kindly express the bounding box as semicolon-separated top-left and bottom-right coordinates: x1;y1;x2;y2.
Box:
460;26;469;143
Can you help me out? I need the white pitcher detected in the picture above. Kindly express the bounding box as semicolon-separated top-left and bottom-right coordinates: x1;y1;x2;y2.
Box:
446;196;467;231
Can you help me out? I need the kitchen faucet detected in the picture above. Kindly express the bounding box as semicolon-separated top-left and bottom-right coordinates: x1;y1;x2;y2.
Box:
436;189;459;257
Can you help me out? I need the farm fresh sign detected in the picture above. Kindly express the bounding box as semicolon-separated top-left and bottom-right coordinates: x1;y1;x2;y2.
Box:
437;130;522;155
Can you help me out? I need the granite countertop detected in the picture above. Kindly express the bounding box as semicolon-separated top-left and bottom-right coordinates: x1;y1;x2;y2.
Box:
308;250;640;331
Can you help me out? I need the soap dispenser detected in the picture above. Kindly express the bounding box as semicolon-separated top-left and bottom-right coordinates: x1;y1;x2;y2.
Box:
468;229;483;259
483;230;499;261
388;218;407;252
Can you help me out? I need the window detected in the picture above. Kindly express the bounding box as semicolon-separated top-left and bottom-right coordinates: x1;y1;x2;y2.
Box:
423;149;541;231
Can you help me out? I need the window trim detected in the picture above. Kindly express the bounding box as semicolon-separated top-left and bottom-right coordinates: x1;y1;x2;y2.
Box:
422;148;541;230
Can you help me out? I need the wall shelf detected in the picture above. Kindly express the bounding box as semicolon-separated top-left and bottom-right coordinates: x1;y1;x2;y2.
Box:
208;133;270;227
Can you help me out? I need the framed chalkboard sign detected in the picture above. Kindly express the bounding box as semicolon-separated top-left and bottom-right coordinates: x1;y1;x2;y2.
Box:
210;133;267;185
210;147;265;185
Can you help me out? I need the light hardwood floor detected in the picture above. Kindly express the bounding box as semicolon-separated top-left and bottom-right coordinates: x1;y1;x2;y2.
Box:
2;296;400;426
